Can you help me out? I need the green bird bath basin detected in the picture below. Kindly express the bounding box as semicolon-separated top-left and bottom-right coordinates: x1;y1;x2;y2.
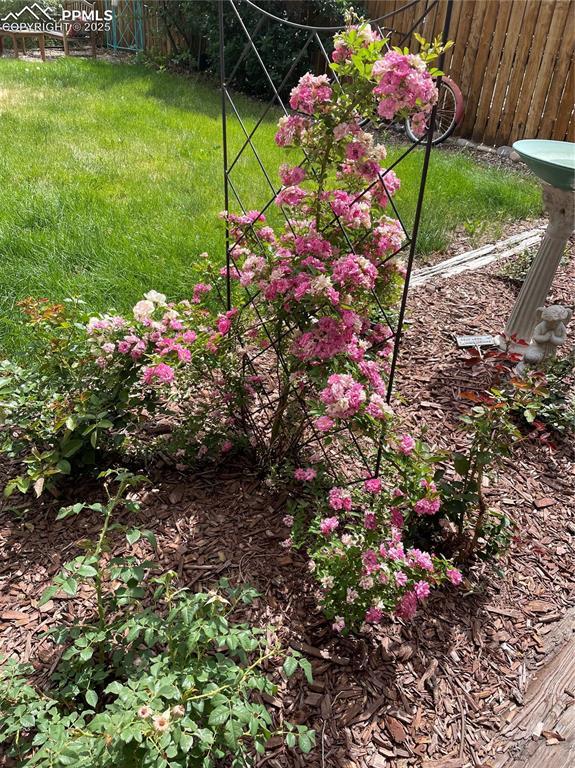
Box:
512;139;575;190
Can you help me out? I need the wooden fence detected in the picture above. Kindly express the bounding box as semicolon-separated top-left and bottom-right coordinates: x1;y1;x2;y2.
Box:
366;0;575;146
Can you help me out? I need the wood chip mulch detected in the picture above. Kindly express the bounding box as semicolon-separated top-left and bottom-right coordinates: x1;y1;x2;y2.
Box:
0;245;574;768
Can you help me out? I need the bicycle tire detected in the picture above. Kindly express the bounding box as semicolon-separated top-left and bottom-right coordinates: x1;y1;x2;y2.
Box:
405;77;464;146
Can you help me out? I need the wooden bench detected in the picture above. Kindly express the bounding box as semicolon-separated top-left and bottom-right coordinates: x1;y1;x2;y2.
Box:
0;0;97;60
0;30;46;61
48;0;97;58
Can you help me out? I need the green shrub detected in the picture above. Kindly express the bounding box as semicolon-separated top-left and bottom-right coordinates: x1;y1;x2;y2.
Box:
437;346;552;562
0;298;152;496
155;0;361;97
532;353;575;436
0;471;314;767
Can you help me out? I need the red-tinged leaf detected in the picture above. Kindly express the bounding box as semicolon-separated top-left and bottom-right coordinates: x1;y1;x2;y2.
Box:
460;391;485;403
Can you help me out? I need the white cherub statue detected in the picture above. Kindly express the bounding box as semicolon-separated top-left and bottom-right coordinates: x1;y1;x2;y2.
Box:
522;305;572;368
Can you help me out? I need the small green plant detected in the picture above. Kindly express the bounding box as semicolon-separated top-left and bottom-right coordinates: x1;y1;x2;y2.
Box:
438;347;548;561
499;245;570;283
0;298;148;497
536;352;575;435
498;246;537;282
0;470;314;766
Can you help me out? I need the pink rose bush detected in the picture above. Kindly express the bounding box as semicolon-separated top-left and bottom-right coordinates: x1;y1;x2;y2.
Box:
86;288;237;385
84;290;244;457
224;23;440;458
216;22;460;629
1;281;247;497
281;430;464;631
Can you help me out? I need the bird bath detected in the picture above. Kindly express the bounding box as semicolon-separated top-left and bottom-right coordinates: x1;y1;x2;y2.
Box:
502;139;575;350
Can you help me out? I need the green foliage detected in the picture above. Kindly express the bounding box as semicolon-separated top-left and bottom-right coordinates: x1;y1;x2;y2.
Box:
411;32;454;68
156;0;360;96
0;300;151;496
499;245;570;283
438;348;550;561
0;471;314;766
534;353;575;436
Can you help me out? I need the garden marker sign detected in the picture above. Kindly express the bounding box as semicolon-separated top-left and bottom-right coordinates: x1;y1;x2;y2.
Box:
217;0;453;482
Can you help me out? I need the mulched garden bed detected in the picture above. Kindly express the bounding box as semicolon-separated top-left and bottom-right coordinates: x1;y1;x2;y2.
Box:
1;248;573;768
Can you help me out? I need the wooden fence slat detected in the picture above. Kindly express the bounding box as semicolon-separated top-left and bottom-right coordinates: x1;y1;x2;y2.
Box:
458;1;489;135
385;0;402;42
442;0;462;73
525;0;573;137
434;1;449;45
506;1;555;143
460;0;498;137
482;1;528;145
420;0;439;45
552;56;575;141
539;21;575;139
470;0;513;141
389;0;419;46
497;0;545;144
448;1;475;88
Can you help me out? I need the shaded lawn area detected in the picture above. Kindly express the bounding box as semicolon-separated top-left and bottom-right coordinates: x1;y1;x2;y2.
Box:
0;57;541;356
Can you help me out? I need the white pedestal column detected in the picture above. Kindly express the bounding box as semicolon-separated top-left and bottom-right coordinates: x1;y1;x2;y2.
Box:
503;184;575;350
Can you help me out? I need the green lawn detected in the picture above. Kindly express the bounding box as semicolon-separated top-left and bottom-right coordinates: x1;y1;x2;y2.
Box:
0;56;541;356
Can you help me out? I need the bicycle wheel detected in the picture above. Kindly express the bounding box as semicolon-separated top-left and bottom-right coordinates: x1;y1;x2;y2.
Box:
405;77;464;146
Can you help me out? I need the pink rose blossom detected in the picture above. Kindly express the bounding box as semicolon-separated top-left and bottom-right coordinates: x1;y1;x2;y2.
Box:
447;568;463;586
394;571;408;586
328;487;352;511
142;363;175;385
289;73;332;115
365;606;383;624
397;434;416;455
279;164;306;186
364;511;377;530
320;516;340;535
414;580;430;600
414;497;441;516
407;548;434;572
395;590;418;620
294;468;317;482
364;477;382;494
362;549;379;574
320;374;366;419
346;588;358;603
314;416;334;432
332;616;345;632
